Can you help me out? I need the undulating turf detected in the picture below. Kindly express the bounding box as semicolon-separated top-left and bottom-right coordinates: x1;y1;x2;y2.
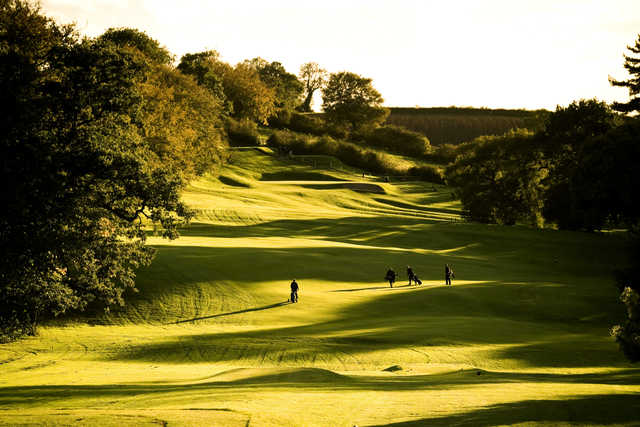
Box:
1;148;638;426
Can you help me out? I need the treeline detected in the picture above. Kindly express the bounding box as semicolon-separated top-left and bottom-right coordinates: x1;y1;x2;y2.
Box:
0;2;232;340
443;97;640;362
445;99;637;230
386;106;546;146
267;130;443;183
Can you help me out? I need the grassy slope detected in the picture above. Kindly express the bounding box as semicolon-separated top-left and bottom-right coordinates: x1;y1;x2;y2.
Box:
1;149;638;426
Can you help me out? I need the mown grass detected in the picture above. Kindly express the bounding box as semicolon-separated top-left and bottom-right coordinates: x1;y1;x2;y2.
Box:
0;149;638;426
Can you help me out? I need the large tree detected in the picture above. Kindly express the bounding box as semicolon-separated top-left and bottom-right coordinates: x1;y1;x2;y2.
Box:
98;29;227;177
610;34;640;114
0;1;194;340
298;62;327;112
246;58;303;111
322;71;389;131
178;52;276;124
177;50;229;108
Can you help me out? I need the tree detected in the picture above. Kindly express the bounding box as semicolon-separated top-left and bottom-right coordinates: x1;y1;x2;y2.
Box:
98;27;173;65
541;100;618;230
98;30;227;177
298;62;327;112
0;1;193;341
245;58;303;111
224;62;276;124
177;50;229;108
609;34;640;114
445;130;546;226
178;52;276;124
322;71;389;132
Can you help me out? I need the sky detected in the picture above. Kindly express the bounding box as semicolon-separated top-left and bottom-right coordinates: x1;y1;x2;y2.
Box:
40;0;640;111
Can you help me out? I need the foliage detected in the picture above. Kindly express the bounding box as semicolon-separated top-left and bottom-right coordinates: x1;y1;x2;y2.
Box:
611;286;640;362
298;62;327;112
176;50;228;107
267;130;443;183
99;31;227;177
445;130;545;226
543;99;617;140
609;33;640;114
444;100;632;230
226;118;261;146
541;100;619;230
98;27;173;65
246;58;303;111
385;107;546;145
611;225;640;362
322;71;389;132
0;1;206;341
355;124;431;157
178;52;277;124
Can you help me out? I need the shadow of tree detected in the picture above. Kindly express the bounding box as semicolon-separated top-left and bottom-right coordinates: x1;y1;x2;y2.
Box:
1;371;639;411
108;281;629;368
370;393;640;426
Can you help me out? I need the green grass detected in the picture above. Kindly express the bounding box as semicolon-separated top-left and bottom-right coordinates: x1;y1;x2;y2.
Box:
1;150;638;426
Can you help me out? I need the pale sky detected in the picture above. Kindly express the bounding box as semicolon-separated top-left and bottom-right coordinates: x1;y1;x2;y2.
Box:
41;0;639;111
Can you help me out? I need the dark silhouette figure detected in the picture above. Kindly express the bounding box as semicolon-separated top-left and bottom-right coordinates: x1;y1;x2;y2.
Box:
445;264;454;286
407;266;415;285
385;268;396;288
290;279;299;303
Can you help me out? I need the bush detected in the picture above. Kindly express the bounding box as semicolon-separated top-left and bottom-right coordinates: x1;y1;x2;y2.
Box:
289;113;325;135
267;130;444;183
227;118;261;146
267;109;292;129
423;143;460;165
267;130;314;154
408;165;444;182
359;125;431;157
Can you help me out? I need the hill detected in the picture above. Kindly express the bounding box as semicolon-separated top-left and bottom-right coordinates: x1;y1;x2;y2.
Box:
385;107;546;145
0;149;638;426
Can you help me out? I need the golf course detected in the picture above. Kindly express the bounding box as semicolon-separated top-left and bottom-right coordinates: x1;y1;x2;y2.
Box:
1;148;639;426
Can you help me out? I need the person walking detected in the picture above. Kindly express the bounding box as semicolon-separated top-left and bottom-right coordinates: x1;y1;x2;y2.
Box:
407;266;415;285
385;268;396;288
290;279;299;303
445;264;454;286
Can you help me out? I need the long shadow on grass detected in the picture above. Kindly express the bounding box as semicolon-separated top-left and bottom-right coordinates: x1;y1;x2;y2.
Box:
174;302;290;324
1;372;639;410
370;394;640;426
110;282;628;368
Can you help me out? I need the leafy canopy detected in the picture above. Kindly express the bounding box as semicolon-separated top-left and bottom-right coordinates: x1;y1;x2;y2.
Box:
0;1;225;341
322;71;389;131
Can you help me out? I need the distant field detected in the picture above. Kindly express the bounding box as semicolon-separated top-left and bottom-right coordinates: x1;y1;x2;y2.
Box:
386;107;545;145
1;148;638;426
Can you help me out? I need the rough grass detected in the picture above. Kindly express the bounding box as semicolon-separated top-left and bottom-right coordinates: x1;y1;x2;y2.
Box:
1;150;638;426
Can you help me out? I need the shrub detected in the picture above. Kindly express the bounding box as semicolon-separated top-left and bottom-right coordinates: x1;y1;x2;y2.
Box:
360;125;431;157
227;118;261;146
267;130;444;183
267;109;292;129
267;130;314;154
408;165;445;183
289;112;325;135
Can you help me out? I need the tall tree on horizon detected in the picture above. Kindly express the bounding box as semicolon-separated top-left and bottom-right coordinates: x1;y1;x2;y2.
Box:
609;33;640;114
298;62;327;112
322;71;389;132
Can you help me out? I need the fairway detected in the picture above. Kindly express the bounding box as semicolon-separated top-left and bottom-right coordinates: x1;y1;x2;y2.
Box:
1;149;639;426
